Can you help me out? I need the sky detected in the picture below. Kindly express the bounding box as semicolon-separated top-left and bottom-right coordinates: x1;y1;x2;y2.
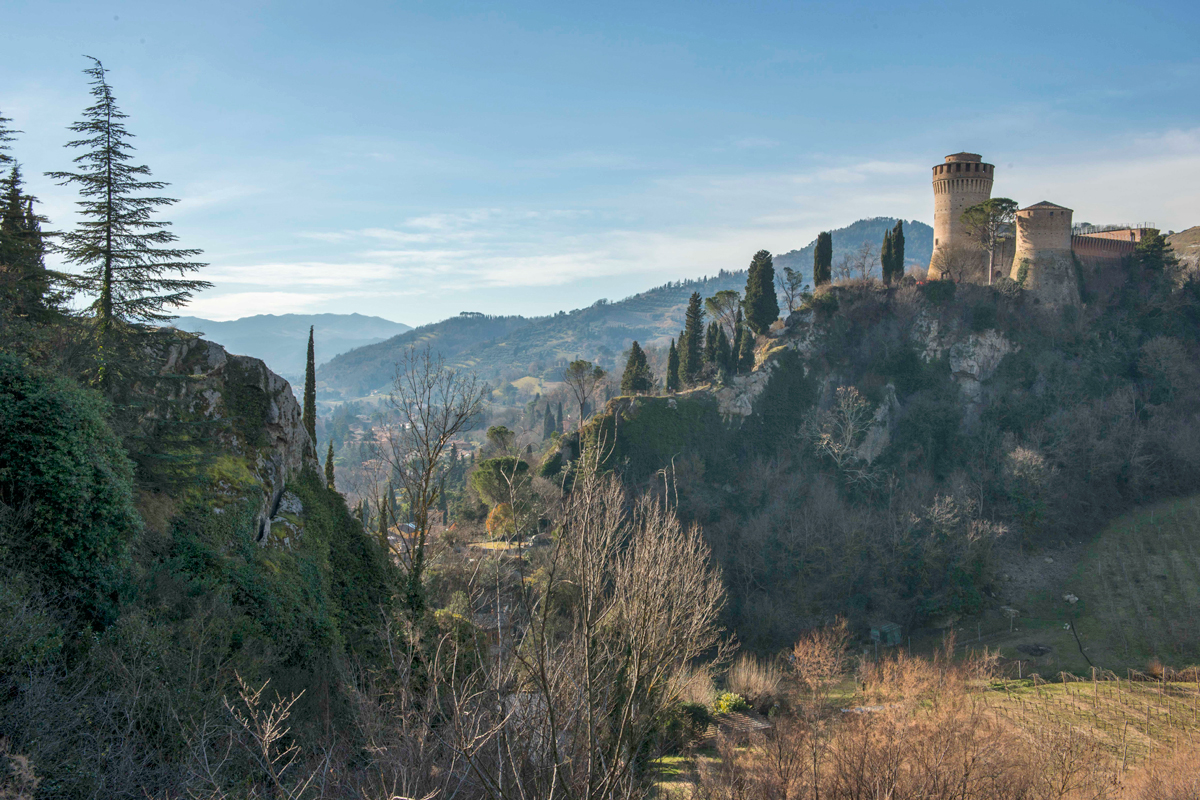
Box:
3;0;1198;326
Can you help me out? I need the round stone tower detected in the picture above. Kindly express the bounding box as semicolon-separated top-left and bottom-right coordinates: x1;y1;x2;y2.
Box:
1009;201;1079;306
928;152;994;278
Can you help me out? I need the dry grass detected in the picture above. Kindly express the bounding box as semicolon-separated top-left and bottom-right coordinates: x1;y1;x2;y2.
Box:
726;654;784;710
685;644;1200;799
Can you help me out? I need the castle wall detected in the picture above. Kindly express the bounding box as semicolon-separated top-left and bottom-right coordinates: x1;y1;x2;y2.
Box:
1072;234;1135;268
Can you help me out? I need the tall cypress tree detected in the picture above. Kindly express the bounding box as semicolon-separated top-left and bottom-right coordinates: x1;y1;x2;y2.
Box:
666;338;680;393
324;441;336;490
880;228;894;284
715;326;732;376
47;58;209;343
814;231;833;286
743;249;779;335
891;220;905;282
303;326;317;445
678;292;705;386
542;405;555;439
620;340;653;395
556;400;564;433
376;492;391;550
704;321;720;365
736;324;755;374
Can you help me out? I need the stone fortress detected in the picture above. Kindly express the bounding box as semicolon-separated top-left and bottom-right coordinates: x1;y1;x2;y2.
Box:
926;152;1152;306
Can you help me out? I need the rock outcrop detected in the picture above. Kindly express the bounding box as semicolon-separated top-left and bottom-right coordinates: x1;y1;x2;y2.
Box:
138;330;317;542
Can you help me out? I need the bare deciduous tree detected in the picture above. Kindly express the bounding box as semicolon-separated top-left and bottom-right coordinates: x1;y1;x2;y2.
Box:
562;360;606;432
850;241;880;281
381;346;485;619
776;266;809;314
929;241;986;283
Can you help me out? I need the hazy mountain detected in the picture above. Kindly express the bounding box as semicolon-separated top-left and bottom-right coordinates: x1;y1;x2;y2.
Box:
317;218;932;398
775;217;932;283
171;313;411;381
316;313;535;397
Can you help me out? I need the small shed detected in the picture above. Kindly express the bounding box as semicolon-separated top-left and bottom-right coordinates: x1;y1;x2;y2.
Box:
870;622;902;647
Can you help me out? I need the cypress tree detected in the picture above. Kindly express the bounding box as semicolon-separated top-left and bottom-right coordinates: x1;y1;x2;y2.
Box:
678;292;705;385
620;340;653;394
376;492;390;550
666;338;680;393
736;324;755;374
880;228;894;284
542;405;555;439
814;231;833;286
891;220;905;281
704;321;720;365
715;326;732;377
556;401;564;433
303;326;317;445
743;249;779;335
47;58;209;347
324;441;336;490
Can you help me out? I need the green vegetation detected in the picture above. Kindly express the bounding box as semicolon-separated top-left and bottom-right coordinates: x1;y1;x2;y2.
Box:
742;249;779;335
47;58;208;385
0;354;139;617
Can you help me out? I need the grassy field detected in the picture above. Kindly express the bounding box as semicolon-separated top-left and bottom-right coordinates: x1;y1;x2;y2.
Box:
920;495;1200;676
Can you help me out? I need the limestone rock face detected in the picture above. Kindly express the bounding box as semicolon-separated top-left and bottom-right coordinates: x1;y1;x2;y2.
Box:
139;330;317;543
855;384;901;464
947;329;1016;424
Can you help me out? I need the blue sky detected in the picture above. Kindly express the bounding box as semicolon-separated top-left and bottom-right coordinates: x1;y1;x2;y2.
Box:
4;0;1198;325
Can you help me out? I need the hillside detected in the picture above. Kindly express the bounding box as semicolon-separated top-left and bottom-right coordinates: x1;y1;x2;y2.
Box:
774;217;933;281
1168;226;1200;273
318;218;928;398
316;274;748;398
541;237;1200;652
171;312;411;382
316;312;534;398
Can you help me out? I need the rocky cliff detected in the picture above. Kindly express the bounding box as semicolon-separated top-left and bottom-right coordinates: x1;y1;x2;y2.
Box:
136;330;318;542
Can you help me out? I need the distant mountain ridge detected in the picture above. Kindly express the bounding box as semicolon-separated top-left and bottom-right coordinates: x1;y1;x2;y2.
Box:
171;313;411;382
316;218;932;399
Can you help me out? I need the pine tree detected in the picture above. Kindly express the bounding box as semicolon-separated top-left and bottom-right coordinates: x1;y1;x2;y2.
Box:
678;292;705;386
324;442;336;490
620;340;653;395
743;249;779;335
666;338;680;393
891;220;905;282
47;59;209;343
0;165;52;318
0;109;18;166
736;324;755;373
814;231;833;286
303;326;317;445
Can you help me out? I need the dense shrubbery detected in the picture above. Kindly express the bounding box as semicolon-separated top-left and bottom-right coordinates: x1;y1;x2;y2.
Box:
0;354;140;617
